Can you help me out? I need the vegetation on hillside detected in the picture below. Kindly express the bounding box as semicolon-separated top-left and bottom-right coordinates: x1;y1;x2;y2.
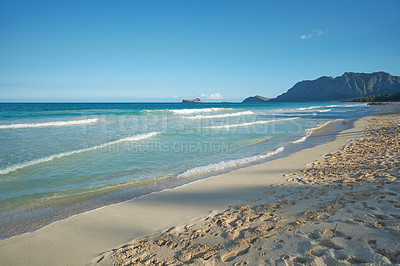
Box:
272;72;400;102
352;92;400;102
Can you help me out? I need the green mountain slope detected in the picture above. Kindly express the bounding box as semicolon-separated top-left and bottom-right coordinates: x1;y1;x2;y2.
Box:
271;72;400;102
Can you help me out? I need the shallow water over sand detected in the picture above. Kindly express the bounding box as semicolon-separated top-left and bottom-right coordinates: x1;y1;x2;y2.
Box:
0;102;370;238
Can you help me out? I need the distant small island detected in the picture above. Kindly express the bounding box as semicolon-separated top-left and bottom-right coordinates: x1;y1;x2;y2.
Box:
182;98;204;103
242;95;269;103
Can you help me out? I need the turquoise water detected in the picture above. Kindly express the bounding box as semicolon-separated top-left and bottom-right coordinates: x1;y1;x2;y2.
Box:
0;102;370;237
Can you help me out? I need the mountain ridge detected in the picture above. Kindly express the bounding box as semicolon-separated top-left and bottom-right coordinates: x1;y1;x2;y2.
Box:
270;72;400;102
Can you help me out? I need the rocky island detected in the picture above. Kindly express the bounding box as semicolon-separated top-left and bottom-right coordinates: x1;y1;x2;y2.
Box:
242;95;269;103
182;98;204;103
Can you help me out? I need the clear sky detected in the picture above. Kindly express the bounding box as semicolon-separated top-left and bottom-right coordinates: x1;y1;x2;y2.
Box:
1;0;399;102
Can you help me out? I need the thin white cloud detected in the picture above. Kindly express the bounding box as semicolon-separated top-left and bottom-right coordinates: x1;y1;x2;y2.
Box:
313;29;324;36
208;93;223;100
300;29;324;39
173;94;178;98
200;93;223;100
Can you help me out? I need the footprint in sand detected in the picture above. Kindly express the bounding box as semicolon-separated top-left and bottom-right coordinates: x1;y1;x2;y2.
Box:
309;246;328;257
283;255;314;265
366;239;377;249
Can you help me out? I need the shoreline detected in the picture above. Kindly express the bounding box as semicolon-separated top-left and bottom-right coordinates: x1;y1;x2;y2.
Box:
0;111;371;265
0;116;358;240
111;113;400;265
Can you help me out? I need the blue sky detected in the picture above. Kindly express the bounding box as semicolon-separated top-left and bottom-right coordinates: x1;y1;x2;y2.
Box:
1;0;399;102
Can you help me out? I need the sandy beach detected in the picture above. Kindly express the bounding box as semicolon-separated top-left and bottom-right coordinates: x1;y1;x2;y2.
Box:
110;113;400;265
1;111;399;265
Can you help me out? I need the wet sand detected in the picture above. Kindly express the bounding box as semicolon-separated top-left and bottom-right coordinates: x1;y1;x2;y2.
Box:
2;113;399;265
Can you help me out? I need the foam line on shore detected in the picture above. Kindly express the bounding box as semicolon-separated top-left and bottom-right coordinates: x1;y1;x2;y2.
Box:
0;132;161;175
0;118;99;129
292;119;345;144
178;146;285;178
292;129;311;144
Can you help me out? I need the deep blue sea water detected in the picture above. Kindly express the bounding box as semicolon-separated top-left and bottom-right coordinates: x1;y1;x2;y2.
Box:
0;102;371;238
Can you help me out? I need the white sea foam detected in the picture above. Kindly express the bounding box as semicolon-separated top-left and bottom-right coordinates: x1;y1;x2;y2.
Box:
140;108;231;116
0;118;99;129
292;119;344;144
0;132;161;175
275;106;324;114
328;104;365;108
292;129;311;144
207;117;299;129
184;111;254;119
178;147;285;178
208;121;270;129
170;108;230;114
343;104;367;107
296;106;322;111
318;109;331;112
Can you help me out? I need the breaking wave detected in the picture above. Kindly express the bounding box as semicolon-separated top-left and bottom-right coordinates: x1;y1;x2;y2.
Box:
0;132;161;175
170;108;231;114
140;108;231;115
0;118;99;129
184;111;254;119
178;147;285;178
296;106;322;111
207;117;299;129
318;109;331;113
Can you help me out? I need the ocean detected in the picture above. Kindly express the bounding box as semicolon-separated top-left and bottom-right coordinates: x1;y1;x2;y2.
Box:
0;102;371;238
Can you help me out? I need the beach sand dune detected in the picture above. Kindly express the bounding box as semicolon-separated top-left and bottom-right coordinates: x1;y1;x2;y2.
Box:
109;114;400;265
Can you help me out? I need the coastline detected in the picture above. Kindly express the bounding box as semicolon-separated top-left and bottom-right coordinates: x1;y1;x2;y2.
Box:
0;112;371;265
0;111;361;240
110;113;400;265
